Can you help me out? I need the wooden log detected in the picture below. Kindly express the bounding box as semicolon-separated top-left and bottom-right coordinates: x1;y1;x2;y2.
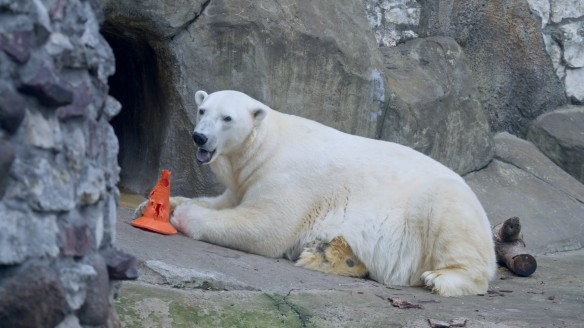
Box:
492;217;537;277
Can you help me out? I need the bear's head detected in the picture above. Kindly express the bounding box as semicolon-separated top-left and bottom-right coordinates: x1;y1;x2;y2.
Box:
192;90;269;164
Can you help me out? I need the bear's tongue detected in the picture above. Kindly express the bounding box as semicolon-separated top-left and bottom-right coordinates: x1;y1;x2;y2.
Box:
196;148;213;164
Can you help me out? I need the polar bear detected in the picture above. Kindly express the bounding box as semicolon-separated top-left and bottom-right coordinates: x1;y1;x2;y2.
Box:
136;90;496;296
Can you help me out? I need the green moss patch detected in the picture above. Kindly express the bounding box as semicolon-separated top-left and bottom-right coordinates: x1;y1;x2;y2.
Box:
115;282;315;327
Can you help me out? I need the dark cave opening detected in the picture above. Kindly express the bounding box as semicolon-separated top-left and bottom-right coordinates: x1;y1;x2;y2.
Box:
101;29;169;196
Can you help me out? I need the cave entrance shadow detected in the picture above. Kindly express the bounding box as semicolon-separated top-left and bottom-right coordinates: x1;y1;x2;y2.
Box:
101;27;168;196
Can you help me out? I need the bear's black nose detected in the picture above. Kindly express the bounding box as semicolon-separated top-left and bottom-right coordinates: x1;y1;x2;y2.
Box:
192;132;208;146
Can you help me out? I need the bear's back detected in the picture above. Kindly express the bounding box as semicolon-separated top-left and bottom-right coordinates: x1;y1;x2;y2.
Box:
269;110;460;185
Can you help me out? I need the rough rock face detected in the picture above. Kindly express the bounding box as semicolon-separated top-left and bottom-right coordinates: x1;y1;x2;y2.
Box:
101;0;500;195
527;106;584;184
100;0;221;197
380;36;493;174
465;133;584;255
101;0;389;196
0;0;131;326
417;0;568;136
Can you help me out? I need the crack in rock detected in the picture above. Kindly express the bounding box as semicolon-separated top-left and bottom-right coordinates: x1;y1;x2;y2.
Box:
265;290;310;327
169;0;212;40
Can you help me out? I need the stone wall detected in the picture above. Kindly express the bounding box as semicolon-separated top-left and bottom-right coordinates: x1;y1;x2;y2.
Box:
363;0;422;47
527;0;584;104
0;0;133;326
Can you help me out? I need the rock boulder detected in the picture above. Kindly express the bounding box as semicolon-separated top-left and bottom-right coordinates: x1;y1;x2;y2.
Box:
465;133;584;254
527;106;584;184
380;36;493;174
418;0;568;135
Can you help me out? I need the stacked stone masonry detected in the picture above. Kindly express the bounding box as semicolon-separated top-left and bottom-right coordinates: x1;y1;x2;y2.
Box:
363;0;422;47
527;0;584;104
0;0;133;327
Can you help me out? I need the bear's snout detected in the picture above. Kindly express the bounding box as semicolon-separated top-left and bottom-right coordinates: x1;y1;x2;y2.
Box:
192;132;208;146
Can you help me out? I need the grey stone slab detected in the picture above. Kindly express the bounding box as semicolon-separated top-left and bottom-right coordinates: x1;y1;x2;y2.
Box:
495;132;584;202
466;159;584;254
465;133;584;254
115;199;584;327
528;106;584;184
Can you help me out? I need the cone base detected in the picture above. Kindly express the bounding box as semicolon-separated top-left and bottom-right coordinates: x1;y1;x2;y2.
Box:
131;216;177;235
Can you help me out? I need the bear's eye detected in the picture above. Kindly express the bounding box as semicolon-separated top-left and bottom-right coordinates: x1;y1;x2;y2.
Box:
199;109;205;115
223;116;232;122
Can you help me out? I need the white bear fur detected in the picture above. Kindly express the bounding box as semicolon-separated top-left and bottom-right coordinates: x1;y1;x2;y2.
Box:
171;90;497;296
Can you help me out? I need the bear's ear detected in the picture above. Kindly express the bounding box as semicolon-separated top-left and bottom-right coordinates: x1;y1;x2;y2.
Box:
252;105;268;123
195;90;208;106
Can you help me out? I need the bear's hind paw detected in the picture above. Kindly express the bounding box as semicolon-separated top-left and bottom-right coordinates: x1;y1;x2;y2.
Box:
422;268;488;297
296;237;368;278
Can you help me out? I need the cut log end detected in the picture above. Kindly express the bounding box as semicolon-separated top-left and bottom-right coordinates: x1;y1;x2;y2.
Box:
510;254;537;277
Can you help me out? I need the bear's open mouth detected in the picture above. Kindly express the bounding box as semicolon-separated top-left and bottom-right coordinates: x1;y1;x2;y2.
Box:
196;148;216;164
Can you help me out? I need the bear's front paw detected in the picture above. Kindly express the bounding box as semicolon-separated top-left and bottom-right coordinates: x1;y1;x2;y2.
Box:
170;205;192;236
170;203;212;240
133;200;149;218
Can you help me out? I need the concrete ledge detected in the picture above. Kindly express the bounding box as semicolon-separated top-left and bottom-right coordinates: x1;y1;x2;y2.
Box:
115;204;584;327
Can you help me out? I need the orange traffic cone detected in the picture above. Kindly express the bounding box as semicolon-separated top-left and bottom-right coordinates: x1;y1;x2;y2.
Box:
131;170;177;235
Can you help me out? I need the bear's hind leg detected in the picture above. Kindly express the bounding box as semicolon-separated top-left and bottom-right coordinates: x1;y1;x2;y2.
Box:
296;236;368;278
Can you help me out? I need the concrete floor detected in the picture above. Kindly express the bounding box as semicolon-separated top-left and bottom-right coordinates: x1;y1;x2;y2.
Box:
114;198;584;327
